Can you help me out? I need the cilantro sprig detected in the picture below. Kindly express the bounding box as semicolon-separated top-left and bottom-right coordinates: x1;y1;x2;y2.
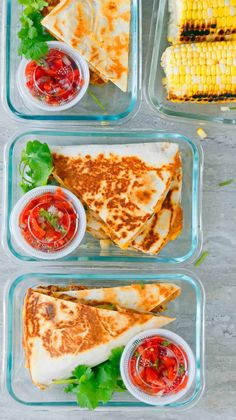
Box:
39;208;66;234
19;140;53;192
53;347;126;410
18;0;54;60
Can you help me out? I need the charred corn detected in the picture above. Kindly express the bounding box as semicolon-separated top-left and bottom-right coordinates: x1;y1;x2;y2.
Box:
168;0;236;44
161;41;236;103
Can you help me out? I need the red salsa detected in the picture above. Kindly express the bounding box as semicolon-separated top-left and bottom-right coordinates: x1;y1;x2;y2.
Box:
129;336;189;396
25;48;83;106
19;189;78;253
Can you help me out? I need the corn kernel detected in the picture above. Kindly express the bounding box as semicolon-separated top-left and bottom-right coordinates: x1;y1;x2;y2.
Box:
197;128;208;139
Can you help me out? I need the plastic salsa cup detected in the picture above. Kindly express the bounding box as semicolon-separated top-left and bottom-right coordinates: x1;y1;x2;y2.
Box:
120;329;196;406
10;186;86;260
17;41;90;112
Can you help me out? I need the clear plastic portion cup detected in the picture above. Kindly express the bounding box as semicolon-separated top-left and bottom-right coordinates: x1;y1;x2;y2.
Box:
16;41;90;112
10;186;87;260
120;329;196;406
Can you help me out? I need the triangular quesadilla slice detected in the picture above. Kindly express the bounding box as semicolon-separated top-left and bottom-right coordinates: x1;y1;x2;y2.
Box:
51;143;181;249
23;289;174;388
35;283;181;312
131;166;183;254
42;0;131;91
86;209;110;239
84;164;183;254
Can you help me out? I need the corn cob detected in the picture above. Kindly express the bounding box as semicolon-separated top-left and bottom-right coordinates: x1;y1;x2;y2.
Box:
168;0;236;44
161;41;236;103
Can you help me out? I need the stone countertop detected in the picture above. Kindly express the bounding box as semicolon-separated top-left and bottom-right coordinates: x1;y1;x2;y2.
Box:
0;1;236;419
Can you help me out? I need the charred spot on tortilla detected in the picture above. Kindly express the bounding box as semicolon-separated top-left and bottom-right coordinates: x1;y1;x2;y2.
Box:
43;303;56;321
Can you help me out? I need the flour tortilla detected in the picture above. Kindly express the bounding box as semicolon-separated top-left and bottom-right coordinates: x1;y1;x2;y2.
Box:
42;0;131;91
51;143;181;249
23;289;174;388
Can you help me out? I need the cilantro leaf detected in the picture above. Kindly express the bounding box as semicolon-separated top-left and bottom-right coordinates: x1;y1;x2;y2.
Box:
162;340;170;347
109;346;124;365
18;1;55;61
76;376;99;410
19;140;53;192
115;379;127;392
154;358;159;368
64;383;76;393
54;347;126;410
96;363;116;390
72;365;91;380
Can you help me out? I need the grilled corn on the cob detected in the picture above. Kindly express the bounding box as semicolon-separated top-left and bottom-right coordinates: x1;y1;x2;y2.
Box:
161;41;236;103
168;0;236;44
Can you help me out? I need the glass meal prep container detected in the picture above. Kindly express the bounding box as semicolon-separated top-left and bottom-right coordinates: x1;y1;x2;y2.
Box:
2;269;205;411
146;0;236;125
2;0;140;125
2;130;203;265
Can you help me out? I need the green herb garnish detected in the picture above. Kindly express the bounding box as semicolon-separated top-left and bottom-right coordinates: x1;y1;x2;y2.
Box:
139;283;145;289
53;347;126;410
218;179;234;187
194;251;209;267
87;88;106;111
178;364;185;376
162;340;170;347
39;208;66;234
153;358;159;368
19;140;53;192
18;0;54;60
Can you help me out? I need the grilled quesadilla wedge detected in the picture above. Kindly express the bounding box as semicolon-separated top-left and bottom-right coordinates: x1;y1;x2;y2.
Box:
41;0;131;91
23;289;174;388
35;283;181;313
131;166;182;254
86;209;110;239
52;143;181;249
85;165;183;254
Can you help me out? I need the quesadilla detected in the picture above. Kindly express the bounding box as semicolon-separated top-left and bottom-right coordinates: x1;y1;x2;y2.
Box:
35;283;181;312
85;165;183;254
86;209;110;239
52;143;181;249
23;289;174;388
131;166;182;254
41;0;131;91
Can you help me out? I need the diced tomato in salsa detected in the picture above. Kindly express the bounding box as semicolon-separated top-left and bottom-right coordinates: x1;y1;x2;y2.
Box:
19;189;78;253
129;336;189;396
25;49;83;106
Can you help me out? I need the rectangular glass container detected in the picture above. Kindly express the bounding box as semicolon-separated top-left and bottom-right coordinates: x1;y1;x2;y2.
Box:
3;269;205;411
146;0;236;125
3;130;203;265
2;0;140;125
